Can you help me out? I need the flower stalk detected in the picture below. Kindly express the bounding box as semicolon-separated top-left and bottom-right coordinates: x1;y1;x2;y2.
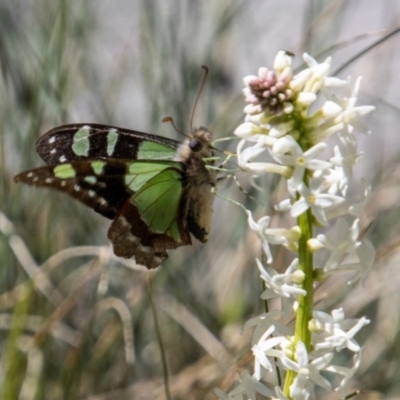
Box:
284;208;314;395
215;51;375;400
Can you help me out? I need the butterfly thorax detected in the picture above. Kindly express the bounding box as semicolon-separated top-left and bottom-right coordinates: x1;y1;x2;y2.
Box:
174;127;216;243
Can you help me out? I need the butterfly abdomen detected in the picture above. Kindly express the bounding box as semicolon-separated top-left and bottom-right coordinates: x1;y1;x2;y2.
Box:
186;181;215;242
176;127;216;243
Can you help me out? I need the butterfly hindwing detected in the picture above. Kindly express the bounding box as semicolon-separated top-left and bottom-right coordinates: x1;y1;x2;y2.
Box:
108;168;191;269
36;124;180;165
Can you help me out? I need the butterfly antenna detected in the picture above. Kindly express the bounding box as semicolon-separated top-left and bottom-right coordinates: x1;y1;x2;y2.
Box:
162;116;190;138
190;65;209;132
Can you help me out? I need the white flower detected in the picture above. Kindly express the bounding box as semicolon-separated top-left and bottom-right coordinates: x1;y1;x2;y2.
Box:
271;135;331;189
237;140;289;180
300;54;333;94
297;92;317;106
312;308;370;352
289;69;312;92
321;316;369;352
280;342;332;400
252;325;286;378
321;100;342;118
274;50;293;73
223;370;275;399
309;120;345;142
313;308;346;330
237;138;266;163
316;218;360;272
312;308;345;331
315;166;348;196
326;179;371;220
234;122;269;138
243;310;292;344
349;179;371;217
257;258;306;299
325;350;363;393
269;121;295;138
335;238;375;285
264;226;301;253
246;211;273;263
246;210;301;262
286;179;344;225
328;144;356;194
333;76;375;135
334;137;363;180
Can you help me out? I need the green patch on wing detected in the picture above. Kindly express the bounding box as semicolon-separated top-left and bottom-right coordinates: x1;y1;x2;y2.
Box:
137;141;177;160
91;161;106;175
72;126;90;156
124;161;183;192
54;163;76;179
131;168;183;241
107;129;119;155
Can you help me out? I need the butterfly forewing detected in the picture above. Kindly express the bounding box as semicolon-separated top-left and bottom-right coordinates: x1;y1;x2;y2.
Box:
36;124;180;165
14;160;184;221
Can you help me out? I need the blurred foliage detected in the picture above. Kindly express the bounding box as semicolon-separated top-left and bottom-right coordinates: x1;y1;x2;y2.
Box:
1;0;400;399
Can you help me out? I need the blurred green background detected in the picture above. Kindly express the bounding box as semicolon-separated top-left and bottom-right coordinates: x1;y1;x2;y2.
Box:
0;1;399;399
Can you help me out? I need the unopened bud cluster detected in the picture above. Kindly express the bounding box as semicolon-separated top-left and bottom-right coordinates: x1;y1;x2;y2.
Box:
244;64;294;115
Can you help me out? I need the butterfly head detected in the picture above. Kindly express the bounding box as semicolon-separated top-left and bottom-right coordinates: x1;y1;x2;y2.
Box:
174;126;213;163
189;127;213;156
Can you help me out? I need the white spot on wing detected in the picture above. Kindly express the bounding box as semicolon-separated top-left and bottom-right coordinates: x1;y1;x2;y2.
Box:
45;178;53;183
50;149;56;154
74;184;81;192
137;244;152;254
88;190;96;197
119;216;130;227
84;176;97;184
33;177;38;182
61;181;66;187
127;233;139;244
49;136;56;144
27;172;33;178
59;155;67;163
98;198;108;206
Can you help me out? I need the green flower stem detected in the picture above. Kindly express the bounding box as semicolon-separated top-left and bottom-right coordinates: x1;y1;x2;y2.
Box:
283;207;314;397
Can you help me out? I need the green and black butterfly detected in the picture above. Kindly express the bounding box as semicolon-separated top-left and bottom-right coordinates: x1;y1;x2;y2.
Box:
14;123;216;269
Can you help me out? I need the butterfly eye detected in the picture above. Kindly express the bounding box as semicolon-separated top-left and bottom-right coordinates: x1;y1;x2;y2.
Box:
189;139;202;152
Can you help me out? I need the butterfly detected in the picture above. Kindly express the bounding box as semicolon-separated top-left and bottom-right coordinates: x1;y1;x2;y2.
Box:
14;123;216;269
